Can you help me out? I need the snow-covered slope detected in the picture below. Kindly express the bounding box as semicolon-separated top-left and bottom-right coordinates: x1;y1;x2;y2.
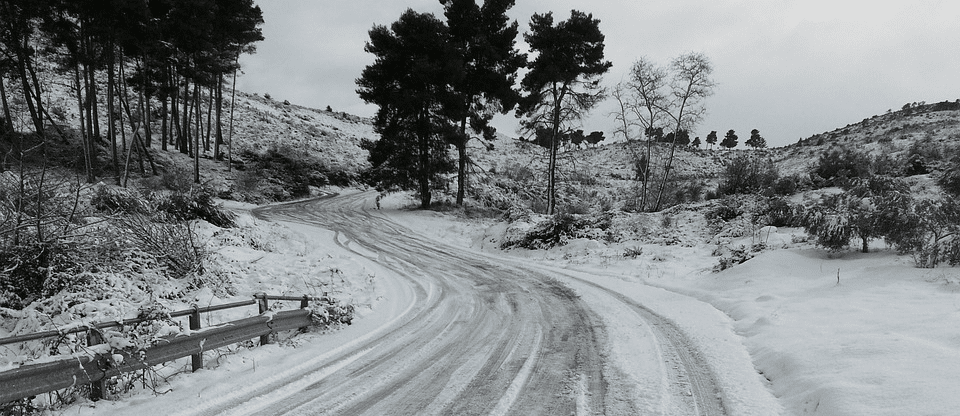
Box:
229;92;373;175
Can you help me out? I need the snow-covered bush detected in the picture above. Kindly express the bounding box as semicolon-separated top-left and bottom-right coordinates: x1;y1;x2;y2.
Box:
115;214;205;279
310;300;355;328
149;186;236;228
91;185;150;214
705;199;742;222
0;171;102;309
501;212;612;249
882;196;960;268
92;184;236;228
803;206;854;252
938;160;960;197
719;154;779;195
813;148;871;187
761;197;805;227
712;244;754;272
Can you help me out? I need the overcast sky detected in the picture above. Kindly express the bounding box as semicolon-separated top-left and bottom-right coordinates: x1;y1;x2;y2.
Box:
237;0;960;147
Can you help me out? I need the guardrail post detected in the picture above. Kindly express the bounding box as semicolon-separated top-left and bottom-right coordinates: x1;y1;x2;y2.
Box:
255;293;270;345
299;295;310;332
86;328;104;401
189;305;202;372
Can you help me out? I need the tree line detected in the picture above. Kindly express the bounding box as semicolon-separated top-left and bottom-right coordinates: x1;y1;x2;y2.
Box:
0;0;264;184
357;1;611;214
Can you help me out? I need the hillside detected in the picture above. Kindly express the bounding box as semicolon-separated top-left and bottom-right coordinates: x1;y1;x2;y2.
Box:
770;100;960;176
228;92;372;175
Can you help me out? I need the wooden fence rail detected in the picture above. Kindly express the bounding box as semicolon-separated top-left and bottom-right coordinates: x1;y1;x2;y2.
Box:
0;292;326;404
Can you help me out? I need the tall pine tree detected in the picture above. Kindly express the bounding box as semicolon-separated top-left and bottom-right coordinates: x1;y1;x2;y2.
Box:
441;0;524;205
518;10;611;214
357;9;457;208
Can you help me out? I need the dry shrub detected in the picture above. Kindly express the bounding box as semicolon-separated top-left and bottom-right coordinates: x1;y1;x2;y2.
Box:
115;214;205;279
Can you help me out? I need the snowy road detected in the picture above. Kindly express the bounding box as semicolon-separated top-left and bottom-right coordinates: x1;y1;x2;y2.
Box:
227;191;728;416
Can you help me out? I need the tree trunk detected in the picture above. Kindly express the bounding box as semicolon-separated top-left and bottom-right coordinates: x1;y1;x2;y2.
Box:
144;91;153;148
170;71;181;151
142;54;152;148
205;85;213;152
456;118;467;206
161;95;168;151
88;63;101;145
0;77;13;135
546;85;566;216
640;138;653;211
653;128;681;211
214;73;223;160
181;78;190;154
417;110;431;209
193;83;202;154
107;56;119;185
0;77;9;172
73;64;94;183
17;57;43;139
227;61;239;170
194;84;201;184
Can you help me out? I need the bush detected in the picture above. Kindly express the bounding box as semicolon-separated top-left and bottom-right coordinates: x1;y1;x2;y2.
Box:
872;153;903;177
804;177;908;253
501;163;536;183
814;148;871;186
150;187;236;228
939;161;960;197
770;176;797;196
713;245;753;272
705;200;742;222
882;196;960;268
91;185;149;214
115;214;205;279
0;242;82;309
503;212;611;249
803;204;854;252
719;155;779;195
762;197;804;227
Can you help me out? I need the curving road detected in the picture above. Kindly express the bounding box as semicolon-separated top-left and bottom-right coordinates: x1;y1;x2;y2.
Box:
224;191;727;415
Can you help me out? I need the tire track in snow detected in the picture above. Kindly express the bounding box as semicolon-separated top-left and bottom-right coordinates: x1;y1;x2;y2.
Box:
550;270;728;416
240;192;612;415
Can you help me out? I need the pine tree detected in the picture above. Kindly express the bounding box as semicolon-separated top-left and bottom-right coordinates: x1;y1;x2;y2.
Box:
519;10;611;214
357;9;458;208
745;128;766;148
705;130;717;148
440;0;524;206
720;129;738;149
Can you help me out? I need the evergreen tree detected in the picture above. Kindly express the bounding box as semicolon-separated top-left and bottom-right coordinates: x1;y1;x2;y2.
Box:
745;128;766;148
518;9;611;214
720;129;738;149
440;0;524;205
705;130;717;148
357;9;457;208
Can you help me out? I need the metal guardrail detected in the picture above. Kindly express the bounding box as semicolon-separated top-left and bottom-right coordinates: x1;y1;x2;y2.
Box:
0;292;327;404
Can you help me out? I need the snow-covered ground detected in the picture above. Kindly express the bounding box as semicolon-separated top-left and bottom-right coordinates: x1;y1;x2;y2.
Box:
394;197;960;416
5;191;958;415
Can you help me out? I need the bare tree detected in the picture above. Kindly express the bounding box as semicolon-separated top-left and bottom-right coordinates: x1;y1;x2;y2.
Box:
616;52;715;211
612;57;668;211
